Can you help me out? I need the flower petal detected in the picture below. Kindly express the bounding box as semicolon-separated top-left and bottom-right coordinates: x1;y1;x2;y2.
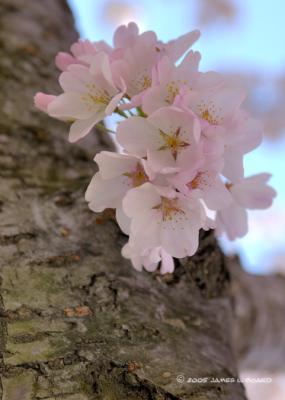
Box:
69;112;105;142
116;206;130;235
95;151;138;179
165;30;200;62
48;92;93;120
34;93;56;113
231;174;276;209
160;249;175;274
85;173;131;211
117;117;159;157
216;203;248;240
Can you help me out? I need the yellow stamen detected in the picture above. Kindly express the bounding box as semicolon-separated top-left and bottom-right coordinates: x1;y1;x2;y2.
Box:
154;198;185;221
123;163;148;187
159;128;189;159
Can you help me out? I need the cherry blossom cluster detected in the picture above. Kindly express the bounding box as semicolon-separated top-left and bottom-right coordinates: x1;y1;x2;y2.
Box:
35;22;276;275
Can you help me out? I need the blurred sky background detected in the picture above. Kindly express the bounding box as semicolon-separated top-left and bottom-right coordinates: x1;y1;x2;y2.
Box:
67;0;285;276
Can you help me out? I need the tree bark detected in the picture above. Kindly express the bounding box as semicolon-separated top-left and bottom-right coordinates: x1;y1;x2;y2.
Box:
0;1;284;399
230;257;285;371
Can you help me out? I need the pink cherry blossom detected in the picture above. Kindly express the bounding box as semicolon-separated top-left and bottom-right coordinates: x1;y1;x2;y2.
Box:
55;39;112;71
216;174;276;240
142;51;201;115
111;34;160;101
169;168;232;211
111;23;200;107
34;22;276;274
34;93;56;113
85;151;151;234
200;125;225;171
142;51;222;115
117;107;201;174
159;30;200;62
36;52;125;142
174;84;250;181
113;22;140;49
85;152;151;208
222;111;263;181
55;52;80;72
123;183;208;258
122;243;175;275
113;22;200;60
187;86;245;127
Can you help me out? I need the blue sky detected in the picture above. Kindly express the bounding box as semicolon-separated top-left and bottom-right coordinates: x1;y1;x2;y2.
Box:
67;0;285;273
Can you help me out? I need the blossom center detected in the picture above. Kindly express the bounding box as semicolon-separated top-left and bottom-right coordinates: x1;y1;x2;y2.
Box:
197;101;222;125
159;127;189;159
134;73;152;93
123;163;148;187
165;80;188;104
141;75;152;90
81;84;111;110
165;81;180;103
154;198;185;221
188;172;211;190
188;172;202;189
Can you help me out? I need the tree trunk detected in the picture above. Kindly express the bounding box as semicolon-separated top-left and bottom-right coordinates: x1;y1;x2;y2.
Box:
230;258;285;372
0;1;284;399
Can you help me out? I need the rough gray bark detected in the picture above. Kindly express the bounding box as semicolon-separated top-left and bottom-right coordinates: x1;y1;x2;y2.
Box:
230;258;285;371
0;1;284;399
